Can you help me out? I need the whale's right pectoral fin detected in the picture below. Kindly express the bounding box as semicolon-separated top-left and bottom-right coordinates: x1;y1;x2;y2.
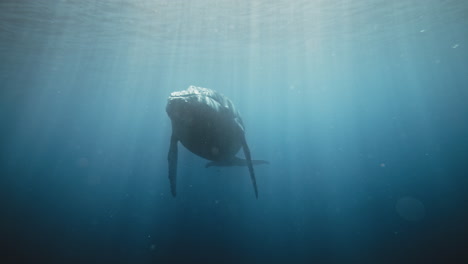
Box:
168;134;178;197
240;134;258;199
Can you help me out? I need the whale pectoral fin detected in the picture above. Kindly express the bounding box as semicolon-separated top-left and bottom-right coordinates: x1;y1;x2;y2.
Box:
240;134;258;199
168;134;178;197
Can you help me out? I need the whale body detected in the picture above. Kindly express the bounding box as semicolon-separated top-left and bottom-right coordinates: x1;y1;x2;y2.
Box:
166;86;268;198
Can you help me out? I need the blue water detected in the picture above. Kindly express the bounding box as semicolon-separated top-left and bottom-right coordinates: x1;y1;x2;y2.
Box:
1;1;468;263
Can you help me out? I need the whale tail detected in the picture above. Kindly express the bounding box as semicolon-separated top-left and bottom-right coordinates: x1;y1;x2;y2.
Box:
205;157;269;168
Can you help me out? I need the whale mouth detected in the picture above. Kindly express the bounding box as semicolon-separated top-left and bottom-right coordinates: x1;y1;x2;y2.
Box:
169;85;204;99
168;86;207;108
167;85;240;124
166;88;204;122
168;86;221;111
166;94;199;113
168;93;195;100
168;85;221;103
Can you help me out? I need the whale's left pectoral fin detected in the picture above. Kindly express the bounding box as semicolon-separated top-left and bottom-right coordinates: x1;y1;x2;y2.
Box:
240;134;258;199
168;134;178;197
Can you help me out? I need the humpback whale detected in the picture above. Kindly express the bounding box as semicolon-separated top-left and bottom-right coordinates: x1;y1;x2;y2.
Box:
166;86;268;198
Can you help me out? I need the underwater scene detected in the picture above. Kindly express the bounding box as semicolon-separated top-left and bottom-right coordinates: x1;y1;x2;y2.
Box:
1;0;468;263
